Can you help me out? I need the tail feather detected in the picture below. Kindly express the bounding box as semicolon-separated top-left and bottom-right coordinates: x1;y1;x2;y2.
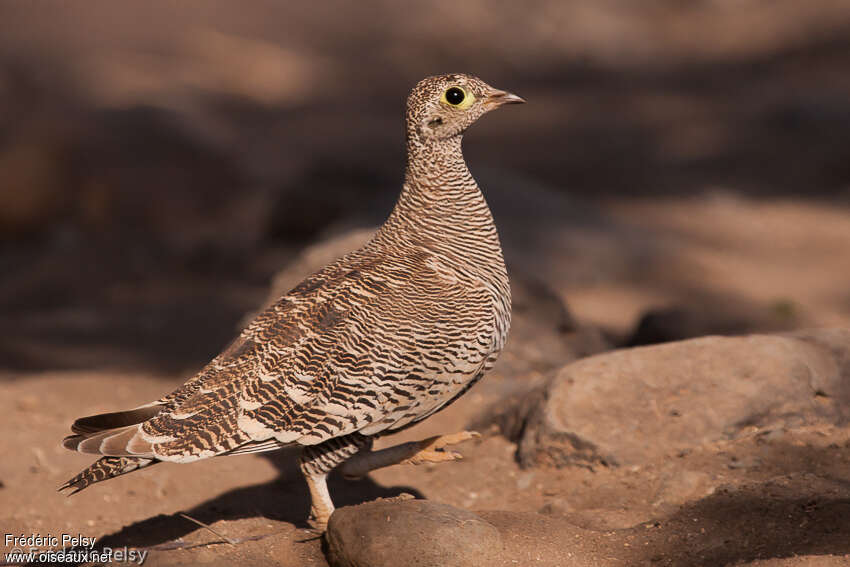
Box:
60;405;164;493
70;405;162;435
63;425;154;457
63;404;162;457
59;456;158;495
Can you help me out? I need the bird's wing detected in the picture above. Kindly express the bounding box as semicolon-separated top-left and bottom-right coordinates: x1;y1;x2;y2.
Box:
67;246;497;463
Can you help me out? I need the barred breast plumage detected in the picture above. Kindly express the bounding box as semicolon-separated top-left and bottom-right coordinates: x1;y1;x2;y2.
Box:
61;73;524;530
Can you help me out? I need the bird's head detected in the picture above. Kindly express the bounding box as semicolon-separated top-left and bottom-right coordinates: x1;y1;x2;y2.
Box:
406;73;524;144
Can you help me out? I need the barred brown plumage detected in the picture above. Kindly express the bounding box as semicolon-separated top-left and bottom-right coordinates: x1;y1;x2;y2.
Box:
60;73;523;530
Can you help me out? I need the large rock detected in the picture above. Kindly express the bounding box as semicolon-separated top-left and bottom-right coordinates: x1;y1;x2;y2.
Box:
517;329;850;467
326;498;503;567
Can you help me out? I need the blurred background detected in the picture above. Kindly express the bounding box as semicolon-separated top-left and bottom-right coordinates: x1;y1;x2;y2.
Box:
2;0;850;375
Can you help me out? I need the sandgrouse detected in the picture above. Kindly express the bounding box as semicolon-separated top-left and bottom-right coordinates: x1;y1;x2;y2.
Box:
61;73;523;530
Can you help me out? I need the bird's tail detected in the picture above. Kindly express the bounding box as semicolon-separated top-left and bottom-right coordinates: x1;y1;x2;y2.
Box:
59;456;158;495
59;404;164;494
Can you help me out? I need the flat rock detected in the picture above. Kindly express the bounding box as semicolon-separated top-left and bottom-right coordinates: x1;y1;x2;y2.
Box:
518;329;850;467
326;498;503;567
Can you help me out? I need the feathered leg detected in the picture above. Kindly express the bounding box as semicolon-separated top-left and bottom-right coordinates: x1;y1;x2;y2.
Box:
298;434;370;530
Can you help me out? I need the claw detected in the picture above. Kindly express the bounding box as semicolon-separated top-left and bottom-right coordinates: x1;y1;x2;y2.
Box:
307;511;330;533
401;431;480;466
429;430;480;450
296;526;325;542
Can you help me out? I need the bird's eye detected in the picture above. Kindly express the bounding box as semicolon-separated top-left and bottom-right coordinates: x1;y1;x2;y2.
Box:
440;86;474;109
445;87;465;105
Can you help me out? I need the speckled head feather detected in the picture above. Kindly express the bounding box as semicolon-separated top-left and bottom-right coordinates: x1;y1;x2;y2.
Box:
60;74;523;531
407;73;524;142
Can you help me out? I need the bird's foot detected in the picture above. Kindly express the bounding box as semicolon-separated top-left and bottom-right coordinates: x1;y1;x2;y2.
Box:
306;505;331;534
401;430;480;465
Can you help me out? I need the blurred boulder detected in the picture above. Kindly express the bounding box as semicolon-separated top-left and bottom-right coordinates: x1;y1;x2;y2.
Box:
262;226;374;304
0;143;66;235
627;302;801;347
79;105;249;252
511;329;850;468
266;162;391;243
326;498;503;567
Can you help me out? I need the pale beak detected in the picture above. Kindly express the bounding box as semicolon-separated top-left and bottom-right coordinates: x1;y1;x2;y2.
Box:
486;89;526;107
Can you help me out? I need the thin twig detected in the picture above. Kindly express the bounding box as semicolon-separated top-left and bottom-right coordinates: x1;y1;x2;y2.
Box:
145;531;277;552
178;512;237;545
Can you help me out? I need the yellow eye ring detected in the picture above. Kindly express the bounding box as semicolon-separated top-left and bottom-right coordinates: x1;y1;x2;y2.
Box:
441;86;475;109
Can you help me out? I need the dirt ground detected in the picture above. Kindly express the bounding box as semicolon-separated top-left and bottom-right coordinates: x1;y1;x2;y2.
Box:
2;368;850;566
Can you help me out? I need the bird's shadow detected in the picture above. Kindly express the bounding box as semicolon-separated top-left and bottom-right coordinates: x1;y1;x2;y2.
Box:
46;448;422;565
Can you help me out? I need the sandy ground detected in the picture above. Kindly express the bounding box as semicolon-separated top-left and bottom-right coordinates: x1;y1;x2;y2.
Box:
2;368;850;566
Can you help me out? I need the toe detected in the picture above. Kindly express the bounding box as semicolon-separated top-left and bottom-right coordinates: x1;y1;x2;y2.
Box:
432;430;480;449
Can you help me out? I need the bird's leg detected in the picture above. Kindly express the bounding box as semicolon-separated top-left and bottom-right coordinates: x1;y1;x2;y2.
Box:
298;434;370;531
339;430;480;479
301;469;334;530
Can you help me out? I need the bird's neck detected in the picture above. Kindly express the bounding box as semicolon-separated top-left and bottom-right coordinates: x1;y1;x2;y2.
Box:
377;135;506;274
403;135;468;188
389;136;488;234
